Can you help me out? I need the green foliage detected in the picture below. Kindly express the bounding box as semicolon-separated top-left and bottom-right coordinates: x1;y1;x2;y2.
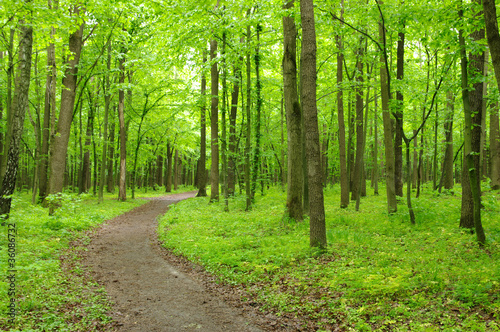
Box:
158;185;500;330
0;193;146;331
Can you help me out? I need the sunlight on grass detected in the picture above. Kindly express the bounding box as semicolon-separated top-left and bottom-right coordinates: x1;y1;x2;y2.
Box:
158;184;500;331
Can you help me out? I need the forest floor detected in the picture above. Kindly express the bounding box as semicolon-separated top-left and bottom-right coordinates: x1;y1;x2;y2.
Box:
81;191;279;332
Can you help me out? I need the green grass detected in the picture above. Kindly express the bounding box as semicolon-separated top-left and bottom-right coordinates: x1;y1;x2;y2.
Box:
0;191;147;331
158;184;500;331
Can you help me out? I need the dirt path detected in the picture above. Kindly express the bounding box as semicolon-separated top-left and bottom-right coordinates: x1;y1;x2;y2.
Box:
83;192;263;332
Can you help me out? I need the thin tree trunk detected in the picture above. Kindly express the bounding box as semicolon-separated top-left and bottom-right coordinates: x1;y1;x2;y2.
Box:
300;0;326;248
351;41;364;201
252;23;262;200
490;102;500;189
118;54;127;201
99;42;111;202
379;19;397;213
245;17;252;211
210;38;219;202
395;29;405;197
228;62;240;196
442;90;455;191
107;107;115;193
197;52;208;197
39;0;57;203
165;142;173;192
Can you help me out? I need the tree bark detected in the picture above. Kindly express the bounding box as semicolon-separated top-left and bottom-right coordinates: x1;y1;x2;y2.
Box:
210;38;219;202
459;6;486;245
197;52;208;197
379;20;397;213
483;0;500;94
283;0;303;220
443;90;454;191
227;63;240;196
300;0;326;249
351;42;364;202
0;18;33;216
118;54;127;201
395;29;405;197
47;6;84;211
107;107;115;193
490;102;500;189
165;142;173;192
38;0;57;203
245;18;252;211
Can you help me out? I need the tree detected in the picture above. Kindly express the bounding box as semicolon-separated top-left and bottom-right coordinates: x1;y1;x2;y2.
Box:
0;11;33;216
47;6;84;211
197;51;208;197
210;37;219;202
282;0;303;220
300;0;326;249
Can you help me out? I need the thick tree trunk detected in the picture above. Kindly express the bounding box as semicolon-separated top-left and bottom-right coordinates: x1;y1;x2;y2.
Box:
483;0;500;95
197;52;208;197
0;20;32;216
47;7;84;211
379;21;397;213
118;55;127;201
210;38;219;202
283;0;303;220
300;0;326;249
459;7;486;245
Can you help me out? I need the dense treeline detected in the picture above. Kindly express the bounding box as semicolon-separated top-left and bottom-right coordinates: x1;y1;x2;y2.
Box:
1;0;499;246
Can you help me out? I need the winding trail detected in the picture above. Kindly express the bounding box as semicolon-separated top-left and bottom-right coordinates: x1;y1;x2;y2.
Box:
83;192;262;332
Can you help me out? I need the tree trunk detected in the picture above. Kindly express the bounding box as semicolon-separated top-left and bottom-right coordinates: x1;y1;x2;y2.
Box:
99;42;111;202
210;38;219;202
443;90;455;191
459;6;486;245
118;54;127;201
79;101;93;194
165;142;173;192
251;23;262;201
39;0;57;203
483;0;500;95
47;7;84;211
351;42;364;202
197;51;208;197
174;149;179;191
107;107;115;193
300;0;326;249
379;20;397;213
395;29;405;197
490;102;500;190
227;62;240;196
0;18;32;216
283;0;303;220
245;18;252;211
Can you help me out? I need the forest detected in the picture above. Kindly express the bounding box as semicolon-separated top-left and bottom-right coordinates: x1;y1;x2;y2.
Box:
1;0;500;330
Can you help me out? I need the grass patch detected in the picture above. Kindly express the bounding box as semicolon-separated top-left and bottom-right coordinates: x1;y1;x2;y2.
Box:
158;184;500;331
0;191;147;331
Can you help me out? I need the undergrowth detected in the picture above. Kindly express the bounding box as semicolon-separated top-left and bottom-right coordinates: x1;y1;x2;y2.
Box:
0;191;147;331
158;184;500;331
